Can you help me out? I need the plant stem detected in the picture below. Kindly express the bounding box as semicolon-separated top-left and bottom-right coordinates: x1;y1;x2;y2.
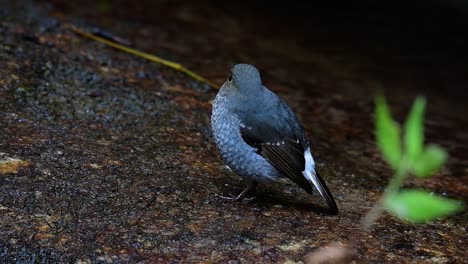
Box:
361;161;408;231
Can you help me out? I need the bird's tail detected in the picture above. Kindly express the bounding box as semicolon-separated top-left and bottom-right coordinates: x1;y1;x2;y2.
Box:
304;168;338;214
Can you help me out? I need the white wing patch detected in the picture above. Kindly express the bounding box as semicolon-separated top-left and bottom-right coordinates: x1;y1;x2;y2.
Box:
261;141;285;146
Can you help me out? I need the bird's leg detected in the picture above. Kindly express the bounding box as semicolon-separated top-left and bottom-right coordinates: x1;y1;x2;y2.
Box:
217;181;258;201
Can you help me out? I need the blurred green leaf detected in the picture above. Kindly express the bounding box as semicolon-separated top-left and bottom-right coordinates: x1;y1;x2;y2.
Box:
385;189;463;224
404;97;426;164
375;96;402;169
412;145;448;177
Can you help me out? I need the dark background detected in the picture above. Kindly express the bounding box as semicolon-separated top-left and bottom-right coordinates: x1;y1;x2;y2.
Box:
41;0;468;116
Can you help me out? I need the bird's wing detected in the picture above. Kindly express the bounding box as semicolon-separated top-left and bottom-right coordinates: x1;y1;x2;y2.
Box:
238;96;338;213
240;119;314;194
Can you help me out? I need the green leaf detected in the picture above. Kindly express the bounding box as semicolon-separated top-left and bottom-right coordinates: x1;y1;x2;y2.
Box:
384;189;463;224
412;145;448;177
375;96;402;169
404;97;426;164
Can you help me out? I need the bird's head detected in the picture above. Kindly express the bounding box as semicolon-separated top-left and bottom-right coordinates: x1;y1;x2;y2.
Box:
223;64;263;94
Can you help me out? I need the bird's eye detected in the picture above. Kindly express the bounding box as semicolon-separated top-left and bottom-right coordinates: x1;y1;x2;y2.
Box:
228;73;233;82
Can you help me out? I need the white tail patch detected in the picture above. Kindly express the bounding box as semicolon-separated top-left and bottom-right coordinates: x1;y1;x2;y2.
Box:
303;147;316;174
302;147;325;197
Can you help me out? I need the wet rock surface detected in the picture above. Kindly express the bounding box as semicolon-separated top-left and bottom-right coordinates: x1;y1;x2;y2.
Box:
0;1;466;263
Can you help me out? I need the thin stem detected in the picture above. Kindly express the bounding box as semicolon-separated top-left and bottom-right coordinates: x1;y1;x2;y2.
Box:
67;25;219;89
361;161;408;231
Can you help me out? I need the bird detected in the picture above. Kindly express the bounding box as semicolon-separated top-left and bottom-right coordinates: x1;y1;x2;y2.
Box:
211;63;338;214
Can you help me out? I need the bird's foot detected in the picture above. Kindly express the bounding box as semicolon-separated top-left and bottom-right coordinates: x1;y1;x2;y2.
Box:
216;181;258;202
215;193;256;202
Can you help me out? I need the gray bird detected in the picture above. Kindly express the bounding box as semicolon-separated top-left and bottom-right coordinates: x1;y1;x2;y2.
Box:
211;64;338;214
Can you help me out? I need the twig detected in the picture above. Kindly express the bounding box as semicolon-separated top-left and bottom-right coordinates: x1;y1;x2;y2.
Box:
67;25;219;89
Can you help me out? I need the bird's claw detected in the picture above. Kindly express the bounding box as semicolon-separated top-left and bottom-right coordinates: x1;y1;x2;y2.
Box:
215;181;258;202
215;193;256;202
